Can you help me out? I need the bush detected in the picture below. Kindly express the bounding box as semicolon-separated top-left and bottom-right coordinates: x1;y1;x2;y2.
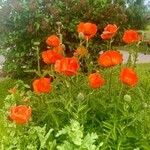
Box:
1;1;149;78
0;0;129;78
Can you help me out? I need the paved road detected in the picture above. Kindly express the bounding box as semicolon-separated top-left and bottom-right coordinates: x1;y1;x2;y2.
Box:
0;55;5;69
120;50;150;64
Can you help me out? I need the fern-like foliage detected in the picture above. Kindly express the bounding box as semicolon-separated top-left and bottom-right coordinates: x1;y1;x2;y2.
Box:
56;120;102;150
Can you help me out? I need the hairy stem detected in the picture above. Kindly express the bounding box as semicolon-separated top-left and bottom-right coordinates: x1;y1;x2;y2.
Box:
36;46;42;77
108;68;113;99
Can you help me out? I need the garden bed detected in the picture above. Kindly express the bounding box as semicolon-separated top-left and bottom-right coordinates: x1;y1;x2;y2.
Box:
0;1;150;147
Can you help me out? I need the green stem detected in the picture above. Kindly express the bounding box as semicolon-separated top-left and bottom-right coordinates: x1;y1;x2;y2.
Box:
133;50;138;68
133;42;140;68
108;68;113;99
84;39;89;73
36;47;41;76
57;22;62;44
109;38;113;49
79;39;84;46
86;39;89;49
118;84;124;100
127;50;132;67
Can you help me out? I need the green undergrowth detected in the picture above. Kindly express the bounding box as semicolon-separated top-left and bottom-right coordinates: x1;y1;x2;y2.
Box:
0;78;16;107
0;63;150;149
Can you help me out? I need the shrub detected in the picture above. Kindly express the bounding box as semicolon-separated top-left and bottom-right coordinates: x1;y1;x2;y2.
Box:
2;0;148;78
0;0;129;77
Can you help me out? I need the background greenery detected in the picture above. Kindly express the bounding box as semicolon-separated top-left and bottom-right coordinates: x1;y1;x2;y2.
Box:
0;0;149;78
0;78;16;107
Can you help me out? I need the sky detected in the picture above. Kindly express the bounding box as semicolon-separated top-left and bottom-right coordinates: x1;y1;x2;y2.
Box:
145;0;150;9
145;0;150;5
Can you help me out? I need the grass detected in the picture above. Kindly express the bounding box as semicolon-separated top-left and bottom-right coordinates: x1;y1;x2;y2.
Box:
0;78;16;141
146;24;150;31
136;63;150;72
116;43;150;54
0;78;16;107
136;63;150;83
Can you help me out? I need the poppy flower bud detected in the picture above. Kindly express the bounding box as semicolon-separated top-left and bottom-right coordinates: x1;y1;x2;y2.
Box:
78;32;85;40
77;92;85;101
56;22;62;26
33;42;40;46
142;103;148;108
61;44;66;51
124;94;131;102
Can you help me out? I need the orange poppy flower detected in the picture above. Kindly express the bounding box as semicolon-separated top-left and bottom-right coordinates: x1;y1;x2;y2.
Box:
46;35;60;47
101;24;118;40
88;73;105;89
53;45;64;54
33;78;52;93
42;50;63;64
122;30;140;44
9;105;31;124
77;22;97;40
55;57;80;76
98;50;123;67
120;68;138;86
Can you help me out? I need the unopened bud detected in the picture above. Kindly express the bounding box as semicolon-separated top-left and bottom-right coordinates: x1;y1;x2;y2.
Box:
77;92;84;101
61;44;66;51
56;22;62;26
78;32;84;40
33;42;40;46
124;94;131;102
142;103;148;108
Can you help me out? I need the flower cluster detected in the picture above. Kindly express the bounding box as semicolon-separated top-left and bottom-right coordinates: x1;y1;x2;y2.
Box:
8;22;140;125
